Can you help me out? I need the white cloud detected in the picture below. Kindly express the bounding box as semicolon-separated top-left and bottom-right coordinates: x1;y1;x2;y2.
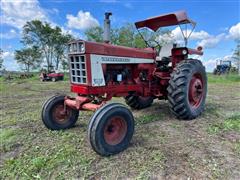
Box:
197;33;225;49
66;11;99;30
0;0;49;29
1;50;19;71
0;29;19;39
2;51;14;59
3;58;19;71
168;27;226;49
228;22;240;40
171;27;210;41
60;26;83;39
202;58;216;72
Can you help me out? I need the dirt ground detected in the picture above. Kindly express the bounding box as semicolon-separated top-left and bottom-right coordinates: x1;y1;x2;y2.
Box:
1;76;240;179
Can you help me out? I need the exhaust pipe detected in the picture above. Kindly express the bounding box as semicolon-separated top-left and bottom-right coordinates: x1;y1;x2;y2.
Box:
103;12;112;43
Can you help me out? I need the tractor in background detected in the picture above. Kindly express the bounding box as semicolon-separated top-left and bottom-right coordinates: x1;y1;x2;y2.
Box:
40;70;64;82
213;60;233;75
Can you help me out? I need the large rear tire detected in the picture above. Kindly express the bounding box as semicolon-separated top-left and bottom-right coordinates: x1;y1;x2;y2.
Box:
88;103;134;156
42;95;79;130
125;94;153;110
167;59;207;120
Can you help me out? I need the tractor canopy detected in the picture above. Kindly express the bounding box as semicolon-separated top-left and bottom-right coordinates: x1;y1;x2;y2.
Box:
135;10;195;31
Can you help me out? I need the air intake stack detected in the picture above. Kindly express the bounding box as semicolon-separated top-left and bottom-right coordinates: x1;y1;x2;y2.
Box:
103;12;112;43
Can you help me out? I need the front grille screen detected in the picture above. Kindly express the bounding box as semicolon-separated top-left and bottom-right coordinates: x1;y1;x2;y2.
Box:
69;55;87;84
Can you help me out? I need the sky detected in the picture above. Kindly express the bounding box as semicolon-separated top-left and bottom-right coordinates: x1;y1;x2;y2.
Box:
0;0;240;72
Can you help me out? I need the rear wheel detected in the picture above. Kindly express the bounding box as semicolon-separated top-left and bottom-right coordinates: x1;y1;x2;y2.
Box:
125;94;153;109
88;103;134;156
51;77;56;82
167;59;207;120
42;95;79;130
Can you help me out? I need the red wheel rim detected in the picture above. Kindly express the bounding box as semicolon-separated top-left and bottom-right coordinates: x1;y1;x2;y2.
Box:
188;73;204;108
104;116;127;145
52;104;72;124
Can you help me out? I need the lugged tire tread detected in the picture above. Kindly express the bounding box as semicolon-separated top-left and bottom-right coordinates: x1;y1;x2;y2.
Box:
167;59;207;120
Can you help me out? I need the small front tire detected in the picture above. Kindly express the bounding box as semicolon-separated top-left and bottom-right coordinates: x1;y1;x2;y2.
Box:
42;95;79;130
88;103;134;156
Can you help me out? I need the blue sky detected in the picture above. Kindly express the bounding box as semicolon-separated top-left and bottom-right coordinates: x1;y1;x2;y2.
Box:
1;0;239;72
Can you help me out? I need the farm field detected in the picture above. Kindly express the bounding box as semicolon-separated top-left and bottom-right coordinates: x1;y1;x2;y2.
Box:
1;74;240;179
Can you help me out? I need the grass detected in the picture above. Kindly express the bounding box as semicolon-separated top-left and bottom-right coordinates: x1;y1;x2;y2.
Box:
136;114;162;125
208;113;240;134
1;73;240;179
234;142;240;155
0;128;21;152
207;73;240;84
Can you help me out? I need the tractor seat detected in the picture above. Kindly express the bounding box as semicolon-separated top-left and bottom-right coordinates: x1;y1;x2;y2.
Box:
156;43;173;61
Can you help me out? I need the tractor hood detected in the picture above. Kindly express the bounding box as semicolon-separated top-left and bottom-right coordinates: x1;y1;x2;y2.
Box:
68;40;156;59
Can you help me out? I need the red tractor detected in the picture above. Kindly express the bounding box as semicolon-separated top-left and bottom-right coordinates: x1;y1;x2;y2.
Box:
42;11;207;156
40;71;64;82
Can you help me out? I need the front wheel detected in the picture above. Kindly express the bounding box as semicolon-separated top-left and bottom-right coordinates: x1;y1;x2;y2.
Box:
167;60;207;120
42;95;79;130
88;103;134;156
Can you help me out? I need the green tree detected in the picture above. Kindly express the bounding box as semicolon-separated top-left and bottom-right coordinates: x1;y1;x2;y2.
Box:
22;20;72;71
15;46;42;72
117;23;135;47
0;48;3;69
52;27;72;70
232;40;240;74
85;23;170;48
85;26;104;42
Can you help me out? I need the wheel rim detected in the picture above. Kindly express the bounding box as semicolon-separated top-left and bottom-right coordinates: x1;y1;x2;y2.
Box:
104;116;127;145
52;104;72;124
188;73;204;108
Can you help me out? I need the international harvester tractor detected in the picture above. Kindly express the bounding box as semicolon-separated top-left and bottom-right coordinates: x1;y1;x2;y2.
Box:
42;11;207;156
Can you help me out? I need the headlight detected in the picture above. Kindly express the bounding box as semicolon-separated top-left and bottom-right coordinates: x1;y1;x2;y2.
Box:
182;49;188;55
78;42;85;53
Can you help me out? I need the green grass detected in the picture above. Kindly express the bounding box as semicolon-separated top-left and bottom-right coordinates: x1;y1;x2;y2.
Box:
208;113;240;134
1;72;240;179
0;128;21;152
136;114;162;125
234;142;240;155
208;73;240;84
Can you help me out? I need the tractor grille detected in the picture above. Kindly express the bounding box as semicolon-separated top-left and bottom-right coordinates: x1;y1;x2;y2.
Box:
69;55;87;84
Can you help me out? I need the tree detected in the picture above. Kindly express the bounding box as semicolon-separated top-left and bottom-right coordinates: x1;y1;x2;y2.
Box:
22;20;72;71
52;27;72;70
0;48;3;70
85;23;170;49
232;40;240;75
85;26;104;42
15;46;42;72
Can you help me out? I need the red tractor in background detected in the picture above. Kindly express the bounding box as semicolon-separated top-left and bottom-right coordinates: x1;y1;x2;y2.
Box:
42;11;207;156
40;71;64;82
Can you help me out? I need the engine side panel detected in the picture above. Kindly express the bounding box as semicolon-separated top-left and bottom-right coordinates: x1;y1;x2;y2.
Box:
90;54;154;86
